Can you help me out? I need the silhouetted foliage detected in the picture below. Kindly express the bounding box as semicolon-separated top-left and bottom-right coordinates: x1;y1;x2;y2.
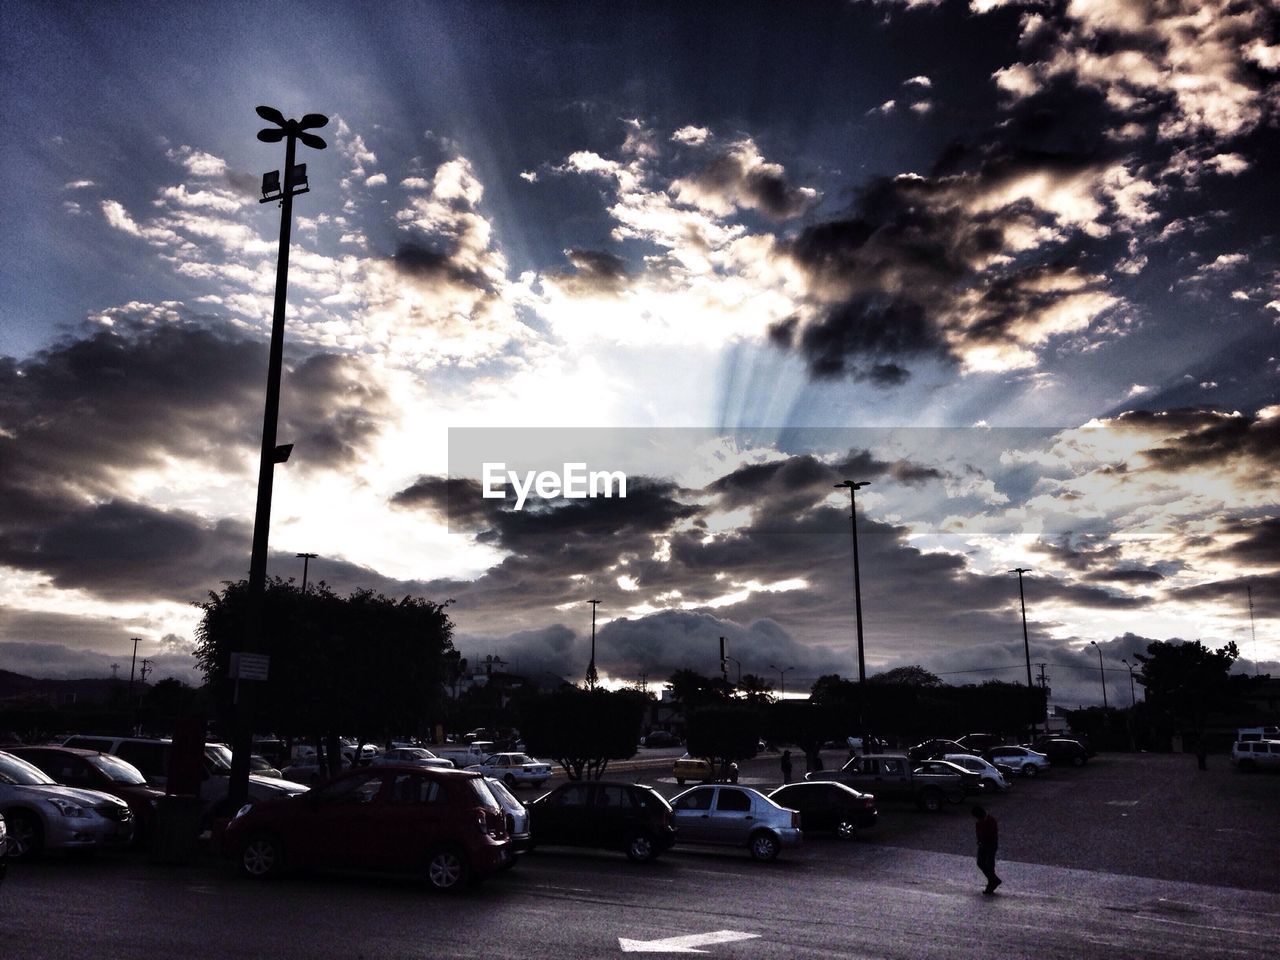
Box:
194;578;458;758
519;688;642;780
869;665;942;687
686;705;761;777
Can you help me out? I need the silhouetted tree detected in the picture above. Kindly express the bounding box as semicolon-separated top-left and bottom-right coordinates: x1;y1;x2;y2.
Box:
737;673;775;706
686;705;760;779
520;688;642;780
869;665;942;687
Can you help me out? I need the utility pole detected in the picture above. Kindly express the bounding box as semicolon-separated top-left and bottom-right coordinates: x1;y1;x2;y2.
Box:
297;552;318;595
128;637;141;705
1248;585;1259;675
586;599;601;689
229;105;329;812
1011;568;1035;739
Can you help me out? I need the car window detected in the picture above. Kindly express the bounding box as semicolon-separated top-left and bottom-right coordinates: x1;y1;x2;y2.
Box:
596;785;633;808
64;737;113;752
636;789;672;813
314;771;385;804
715;789;752;812
881;758;902;775
552;784;590;807
87;754;148;785
387;773;441;805
0;752;57;785
673;789;713;811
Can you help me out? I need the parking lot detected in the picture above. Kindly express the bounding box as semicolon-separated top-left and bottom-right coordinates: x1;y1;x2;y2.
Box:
4;749;1278;959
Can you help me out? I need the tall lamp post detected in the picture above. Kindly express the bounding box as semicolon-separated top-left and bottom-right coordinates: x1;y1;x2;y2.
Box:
1011;568;1036;739
1120;658;1138;707
229;106;328;811
1088;641;1109;709
586;599;601;689
835;481;870;683
768;664;794;697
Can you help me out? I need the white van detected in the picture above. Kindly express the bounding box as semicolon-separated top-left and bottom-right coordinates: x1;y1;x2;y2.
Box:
1236;726;1280;742
1232;739;1280;771
433;742;497;768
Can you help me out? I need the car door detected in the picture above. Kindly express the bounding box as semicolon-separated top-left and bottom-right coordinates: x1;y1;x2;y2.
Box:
671;786;716;843
371;772;451;869
290;770;387;869
531;782;591;847
709;787;756;845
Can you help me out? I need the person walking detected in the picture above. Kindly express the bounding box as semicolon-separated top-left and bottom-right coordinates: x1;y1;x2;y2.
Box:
780;749;793;784
972;804;1001;894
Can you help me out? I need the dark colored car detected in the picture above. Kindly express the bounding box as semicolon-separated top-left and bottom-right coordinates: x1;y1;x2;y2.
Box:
1033;738;1090;767
9;746;164;842
907;739;975;761
224;765;512;891
526;780;675;862
1032;734;1095;758
767;781;878;839
955;733;1006;753
640;731;681;748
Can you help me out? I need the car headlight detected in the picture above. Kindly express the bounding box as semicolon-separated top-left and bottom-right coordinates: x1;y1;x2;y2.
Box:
47;797;91;819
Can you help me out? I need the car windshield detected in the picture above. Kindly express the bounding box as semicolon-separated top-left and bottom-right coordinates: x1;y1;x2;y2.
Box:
398;748;433;760
204;742;232;773
86;753;148;785
0;751;58;785
468;777;502;813
486;778;523;810
505;754;535;765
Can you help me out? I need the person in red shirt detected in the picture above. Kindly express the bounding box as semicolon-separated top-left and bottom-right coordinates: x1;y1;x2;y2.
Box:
972;804;1001;894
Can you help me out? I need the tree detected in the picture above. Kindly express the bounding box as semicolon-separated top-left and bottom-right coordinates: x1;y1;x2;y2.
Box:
520;688;642;780
869;665;942;687
1133;639;1250;765
737;673;775;706
194;577;457;771
686;705;761;779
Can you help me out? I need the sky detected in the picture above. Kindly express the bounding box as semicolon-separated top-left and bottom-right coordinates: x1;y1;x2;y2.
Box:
2;0;1278;710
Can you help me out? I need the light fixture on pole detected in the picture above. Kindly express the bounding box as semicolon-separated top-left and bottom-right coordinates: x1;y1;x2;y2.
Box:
768;663;794;697
1120;658;1138;707
1010;568;1035;738
1088;641;1108;709
834;481;870;684
296;552;318;595
586;599;601;689
229;105;328;812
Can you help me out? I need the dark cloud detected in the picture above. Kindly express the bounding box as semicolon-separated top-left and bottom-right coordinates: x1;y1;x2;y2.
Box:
0;638;200;683
391;240;491;291
1130;408;1280;476
0;312;389;600
1210;518;1280;569
550;249;631;296
676;141;818;221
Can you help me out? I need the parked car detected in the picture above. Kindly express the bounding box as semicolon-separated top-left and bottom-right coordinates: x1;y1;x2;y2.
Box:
280;755;353;785
484;777;530;860
955;733;1006;753
942;753;1011;793
225;764;512;890
1032;734;1095;759
373;747;454;769
983;745;1051;777
907;739;975;761
61;735;308;818
0;811;7;880
913;759;983;794
1231;739;1280;772
464;753;553;789
673;754;737;785
8;746;164;842
0;750;134;859
1033;738;1090;767
767;781;877;838
640;731;681;748
206;743;281;779
433;742;497;769
526;780;675;862
807;753;966;811
670;784;801;861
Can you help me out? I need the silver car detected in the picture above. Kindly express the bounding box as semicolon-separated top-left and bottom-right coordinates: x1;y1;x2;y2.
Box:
670;784;801;861
484;776;530;861
0;750;134;859
943;754;1010;792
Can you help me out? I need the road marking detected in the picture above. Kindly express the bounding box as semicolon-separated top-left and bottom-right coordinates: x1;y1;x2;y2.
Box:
619;930;761;953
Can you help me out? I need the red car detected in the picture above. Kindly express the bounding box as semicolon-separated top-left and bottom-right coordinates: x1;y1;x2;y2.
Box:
224;765;512;891
9;746;164;843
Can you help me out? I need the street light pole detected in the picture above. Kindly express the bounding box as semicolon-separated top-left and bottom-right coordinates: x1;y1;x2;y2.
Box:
835;481;870;684
1089;641;1109;709
297;552;318;595
586;599;601;689
1011;568;1035;739
768;664;794;697
229;106;328;811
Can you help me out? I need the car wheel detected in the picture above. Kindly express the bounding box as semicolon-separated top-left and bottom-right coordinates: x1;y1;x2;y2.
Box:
749;831;780;862
1023;764;1039;778
240;833;284;879
503;774;517;788
426;846;470;892
918;789;942;813
836;818;858;840
626;832;658;862
4;810;42;860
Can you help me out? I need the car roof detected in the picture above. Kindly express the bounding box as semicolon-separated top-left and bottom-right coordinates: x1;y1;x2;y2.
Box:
11;745;105;758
